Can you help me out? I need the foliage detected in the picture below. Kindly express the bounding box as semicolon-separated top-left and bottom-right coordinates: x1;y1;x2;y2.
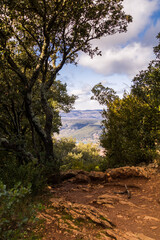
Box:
91;83;118;106
131;65;160;139
92;89;159;167
53;137;76;161
0;0;131;177
98;157;110;172
54;138;103;171
0;64;76;162
0;154;46;193
0;1;132;236
101;94;157;166
92;34;160;167
62;152;84;171
75;142;103;171
0;182;41;240
131;33;160;153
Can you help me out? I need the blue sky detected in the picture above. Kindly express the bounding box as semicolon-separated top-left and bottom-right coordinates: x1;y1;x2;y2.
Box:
59;0;160;110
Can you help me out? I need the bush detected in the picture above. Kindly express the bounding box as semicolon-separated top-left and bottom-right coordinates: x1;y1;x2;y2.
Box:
0;182;41;240
100;94;158;167
56;139;103;171
75;142;103;171
60;152;83;171
0;157;46;193
98;157;110;171
53;137;76;162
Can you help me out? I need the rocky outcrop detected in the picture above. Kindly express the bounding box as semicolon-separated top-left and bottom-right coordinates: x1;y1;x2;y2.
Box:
61;170;87;181
75;173;90;183
40;197;154;240
61;170;112;183
42;167;160;239
89;171;107;181
106;166;149;179
61;166;150;185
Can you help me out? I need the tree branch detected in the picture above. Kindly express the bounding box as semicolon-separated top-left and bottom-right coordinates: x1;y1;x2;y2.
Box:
29;36;50;90
28;0;44;17
0;137;35;162
4;53;28;86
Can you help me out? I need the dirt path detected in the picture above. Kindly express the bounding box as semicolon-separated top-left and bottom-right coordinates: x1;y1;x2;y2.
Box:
40;169;160;240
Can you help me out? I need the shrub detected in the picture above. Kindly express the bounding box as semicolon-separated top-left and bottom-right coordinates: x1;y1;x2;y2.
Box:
56;139;103;171
0;182;41;239
0;157;46;193
60;152;83;171
53;137;76;163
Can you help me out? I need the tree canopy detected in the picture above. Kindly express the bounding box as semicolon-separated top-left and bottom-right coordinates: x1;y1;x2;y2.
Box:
92;34;160;167
0;0;131;180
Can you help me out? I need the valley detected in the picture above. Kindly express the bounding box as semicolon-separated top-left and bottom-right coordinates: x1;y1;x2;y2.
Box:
57;110;103;143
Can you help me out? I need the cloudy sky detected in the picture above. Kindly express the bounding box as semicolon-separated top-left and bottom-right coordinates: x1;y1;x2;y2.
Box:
60;0;160;110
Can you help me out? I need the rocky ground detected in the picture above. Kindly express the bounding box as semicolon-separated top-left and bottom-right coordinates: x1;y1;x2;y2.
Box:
39;165;160;240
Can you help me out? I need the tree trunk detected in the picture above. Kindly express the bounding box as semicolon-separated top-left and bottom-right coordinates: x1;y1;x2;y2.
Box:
24;91;60;183
44;137;60;184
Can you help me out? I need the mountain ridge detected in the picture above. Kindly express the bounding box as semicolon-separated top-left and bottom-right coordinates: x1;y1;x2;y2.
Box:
58;110;103;143
60;109;103;119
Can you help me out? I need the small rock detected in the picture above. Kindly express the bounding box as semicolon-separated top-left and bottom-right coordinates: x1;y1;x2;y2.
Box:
144;216;159;221
99;232;113;239
119;200;137;207
95;194;120;206
150;226;158;230
82;188;89;192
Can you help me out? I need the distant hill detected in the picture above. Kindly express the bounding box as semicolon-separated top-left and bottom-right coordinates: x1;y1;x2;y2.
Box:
60;109;103;119
56;110;103;143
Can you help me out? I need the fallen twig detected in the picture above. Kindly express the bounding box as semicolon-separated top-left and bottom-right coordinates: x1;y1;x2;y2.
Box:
114;184;131;199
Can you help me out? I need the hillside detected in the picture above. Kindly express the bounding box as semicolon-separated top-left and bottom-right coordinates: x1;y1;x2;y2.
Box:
57;110;103;143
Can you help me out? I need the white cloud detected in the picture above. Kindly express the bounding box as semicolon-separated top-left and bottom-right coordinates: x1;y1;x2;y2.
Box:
80;43;153;76
70;73;135;110
94;0;158;49
123;0;158;40
62;0;160;110
70;89;84;96
69;84;103;110
74;96;102;110
79;0;159;77
70;84;91;96
143;19;160;46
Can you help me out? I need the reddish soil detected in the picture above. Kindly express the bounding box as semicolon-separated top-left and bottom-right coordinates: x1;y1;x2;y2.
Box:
41;170;160;240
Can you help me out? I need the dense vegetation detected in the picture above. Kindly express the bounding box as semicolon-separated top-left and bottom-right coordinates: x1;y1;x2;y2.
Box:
53;138;103;171
92;34;160;168
0;0;130;183
0;0;131;238
0;0;159;238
